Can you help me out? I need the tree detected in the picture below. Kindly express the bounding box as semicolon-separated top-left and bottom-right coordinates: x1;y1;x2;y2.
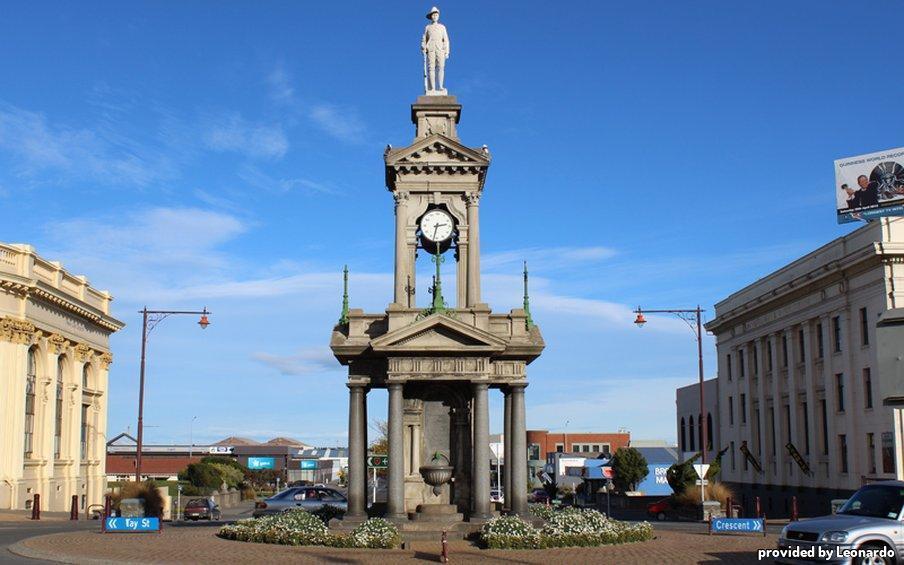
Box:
611;447;649;492
179;462;223;492
666;447;729;495
369;419;388;454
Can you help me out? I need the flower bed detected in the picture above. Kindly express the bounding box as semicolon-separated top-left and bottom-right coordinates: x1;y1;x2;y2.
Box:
480;508;653;550
217;510;399;549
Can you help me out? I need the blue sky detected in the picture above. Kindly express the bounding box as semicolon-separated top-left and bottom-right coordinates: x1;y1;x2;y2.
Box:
2;1;902;447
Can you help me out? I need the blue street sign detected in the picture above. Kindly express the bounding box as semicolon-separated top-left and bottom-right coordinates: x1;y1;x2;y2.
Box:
712;518;764;534
104;517;160;533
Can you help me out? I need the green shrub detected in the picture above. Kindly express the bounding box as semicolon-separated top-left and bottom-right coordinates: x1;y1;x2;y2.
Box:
111;481;165;518
611;447;649;492
480;516;541;549
180;462;222;492
311;504;345;525
478;508;653;550
208;463;244;489
349;518;400;549
528;503;556;521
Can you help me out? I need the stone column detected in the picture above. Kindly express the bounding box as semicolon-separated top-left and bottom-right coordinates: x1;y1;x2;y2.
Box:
510;384;528;515
466;193;481;306
346;384;367;519
387;382;406;520
393;192;409;306
471;382;491;519
503;388;512;512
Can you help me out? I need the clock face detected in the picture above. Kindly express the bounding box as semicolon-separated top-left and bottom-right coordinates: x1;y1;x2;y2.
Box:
420;209;454;243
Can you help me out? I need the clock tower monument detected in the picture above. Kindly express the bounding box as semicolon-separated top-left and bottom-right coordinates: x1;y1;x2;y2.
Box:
331;8;544;526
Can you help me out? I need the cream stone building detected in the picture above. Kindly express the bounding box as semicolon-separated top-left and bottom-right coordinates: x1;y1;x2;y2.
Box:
0;243;123;512
706;218;904;518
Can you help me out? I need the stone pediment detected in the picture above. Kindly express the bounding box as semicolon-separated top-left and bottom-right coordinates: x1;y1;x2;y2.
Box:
385;135;490;169
370;314;506;354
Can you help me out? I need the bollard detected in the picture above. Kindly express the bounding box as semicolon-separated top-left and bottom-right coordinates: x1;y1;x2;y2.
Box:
791;496;799;522
70;494;79;520
101;495;112;533
754;496;761;519
726;496;732;518
440;529;448;563
31;494;40;520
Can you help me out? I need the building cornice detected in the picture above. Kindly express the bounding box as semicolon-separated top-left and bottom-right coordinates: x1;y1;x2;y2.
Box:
0;314;114;367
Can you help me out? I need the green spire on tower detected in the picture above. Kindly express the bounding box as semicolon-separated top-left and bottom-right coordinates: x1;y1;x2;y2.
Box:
339;265;350;325
523;260;534;330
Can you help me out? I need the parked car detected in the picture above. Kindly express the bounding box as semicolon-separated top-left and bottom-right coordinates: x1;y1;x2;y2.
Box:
490;489;504;504
529;488;551;504
647;498;676;521
777;480;904;565
253;487;348;517
183;498;221;521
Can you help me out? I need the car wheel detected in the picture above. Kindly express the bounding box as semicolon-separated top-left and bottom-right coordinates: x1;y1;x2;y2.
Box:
657;512;666;521
855;543;891;565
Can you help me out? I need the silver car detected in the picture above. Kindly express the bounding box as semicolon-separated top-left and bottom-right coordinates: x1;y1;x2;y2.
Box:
253;486;348;517
776;481;904;564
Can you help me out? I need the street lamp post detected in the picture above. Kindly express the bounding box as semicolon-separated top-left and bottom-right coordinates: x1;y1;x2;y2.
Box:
135;307;211;482
633;306;707;463
189;415;198;461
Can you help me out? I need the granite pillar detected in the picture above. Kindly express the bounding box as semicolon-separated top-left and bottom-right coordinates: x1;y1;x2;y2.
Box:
393;193;409;306
471;382;490;519
503;387;512;512
387;382;406;520
466;194;481;306
346;384;367;518
510;384;528;515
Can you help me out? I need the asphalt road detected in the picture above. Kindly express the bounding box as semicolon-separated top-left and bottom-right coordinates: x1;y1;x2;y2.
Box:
0;520;98;563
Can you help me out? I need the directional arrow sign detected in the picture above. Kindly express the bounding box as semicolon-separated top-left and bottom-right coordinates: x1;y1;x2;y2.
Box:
693;464;710;479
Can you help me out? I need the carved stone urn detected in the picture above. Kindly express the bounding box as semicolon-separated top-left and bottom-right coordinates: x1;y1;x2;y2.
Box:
419;452;454;496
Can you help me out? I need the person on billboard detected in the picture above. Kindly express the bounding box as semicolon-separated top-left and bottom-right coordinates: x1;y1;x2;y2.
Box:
855;175;879;208
840;184;857;209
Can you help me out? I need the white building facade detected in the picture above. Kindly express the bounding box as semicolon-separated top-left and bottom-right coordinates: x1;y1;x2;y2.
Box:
706;218;904;518
0;244;123;512
675;378;719;463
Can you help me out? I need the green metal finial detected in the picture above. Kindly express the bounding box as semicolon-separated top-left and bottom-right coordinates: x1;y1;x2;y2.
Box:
339;265;350;324
523;261;534;330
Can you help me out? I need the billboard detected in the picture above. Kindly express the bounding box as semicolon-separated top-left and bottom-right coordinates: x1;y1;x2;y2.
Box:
635;464;672;496
299;459;318;470
835;147;904;223
247;457;275;470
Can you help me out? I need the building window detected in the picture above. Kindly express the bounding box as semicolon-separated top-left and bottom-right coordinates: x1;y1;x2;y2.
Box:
784;404;791;444
680;418;686;451
766;342;773;371
839;435;848;473
55;356;65;458
863;368;873;409
820;400;829;455
688;416;695;451
82;365;90;389
802;401;810;455
860;307;869;346
601;444;611;456
726;353;732;380
797;329;805;363
754;407;762;455
753;344;759;375
832;316;842;352
728;396;734;426
24;347;37;458
782;335;789;367
836;374;845;412
740;394;747;424
706;413;713;451
867;433;876;475
816;323;824;358
528;443;541;461
80;403;90;459
739;349;745;378
882;432;895;474
730;441;736;471
555;443;564;453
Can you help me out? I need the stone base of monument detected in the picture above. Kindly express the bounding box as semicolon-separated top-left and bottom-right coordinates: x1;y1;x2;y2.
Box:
408;503;463;522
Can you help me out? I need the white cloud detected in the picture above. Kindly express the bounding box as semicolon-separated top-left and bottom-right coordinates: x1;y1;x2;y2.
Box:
202;113;288;159
0;101;171;187
252;347;339;376
267;65;295;103
483;246;617;272
308;104;366;143
239;164;337;195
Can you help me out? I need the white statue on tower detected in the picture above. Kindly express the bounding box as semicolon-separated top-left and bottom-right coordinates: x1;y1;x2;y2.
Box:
421;6;450;94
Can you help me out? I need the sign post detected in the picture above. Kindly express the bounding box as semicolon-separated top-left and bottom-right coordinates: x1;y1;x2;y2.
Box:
693;464;710;510
103;517;162;534
367;455;388;505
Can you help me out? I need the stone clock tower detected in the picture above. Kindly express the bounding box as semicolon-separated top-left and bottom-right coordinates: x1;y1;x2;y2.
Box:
331;11;544;526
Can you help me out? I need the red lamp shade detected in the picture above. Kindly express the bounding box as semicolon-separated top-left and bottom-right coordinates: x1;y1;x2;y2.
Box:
633;312;646;327
198;313;210;329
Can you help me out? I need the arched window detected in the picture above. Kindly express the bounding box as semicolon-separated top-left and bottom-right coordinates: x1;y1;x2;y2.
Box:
82;364;90;390
688;416;695;451
24;347;37;458
698;413;703;452
680;418;686;452
54;356;65;458
707;413;714;451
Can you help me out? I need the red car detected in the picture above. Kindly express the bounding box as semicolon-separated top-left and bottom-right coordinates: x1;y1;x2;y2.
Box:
646;498;675;521
184;498;221;521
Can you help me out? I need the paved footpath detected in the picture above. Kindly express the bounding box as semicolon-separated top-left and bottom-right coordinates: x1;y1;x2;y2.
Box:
12;524;779;564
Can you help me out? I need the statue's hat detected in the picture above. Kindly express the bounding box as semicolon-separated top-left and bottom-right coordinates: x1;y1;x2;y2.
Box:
426;6;440;19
